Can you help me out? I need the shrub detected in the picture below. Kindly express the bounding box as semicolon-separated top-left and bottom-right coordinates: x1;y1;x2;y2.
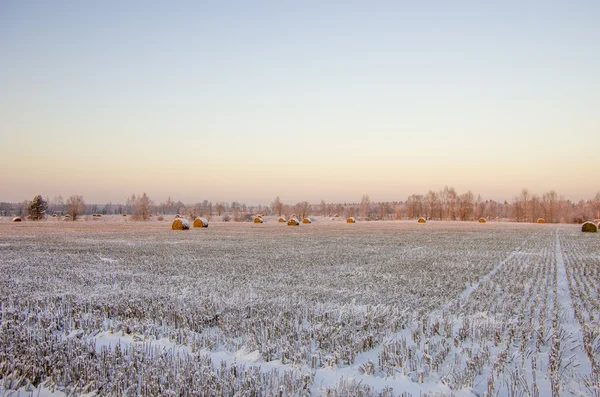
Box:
222;215;231;222
65;195;85;221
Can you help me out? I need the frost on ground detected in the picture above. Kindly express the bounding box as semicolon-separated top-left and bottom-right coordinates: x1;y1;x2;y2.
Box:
0;221;598;396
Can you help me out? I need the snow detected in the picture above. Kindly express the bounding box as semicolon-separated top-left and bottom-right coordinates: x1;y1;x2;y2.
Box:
1;221;596;396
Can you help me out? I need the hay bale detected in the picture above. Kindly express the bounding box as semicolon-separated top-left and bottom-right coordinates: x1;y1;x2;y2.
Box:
581;221;598;233
278;217;287;223
122;214;127;217
193;218;209;228
12;217;22;222
537;218;545;224
287;218;300;226
52;214;57;218
253;216;264;223
346;217;356;223
478;218;487;223
417;217;426;223
172;218;190;230
174;214;181;219
334;214;339;217
63;215;71;221
302;218;312;224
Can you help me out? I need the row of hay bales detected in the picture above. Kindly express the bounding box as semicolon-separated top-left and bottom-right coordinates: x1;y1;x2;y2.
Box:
172;217;208;230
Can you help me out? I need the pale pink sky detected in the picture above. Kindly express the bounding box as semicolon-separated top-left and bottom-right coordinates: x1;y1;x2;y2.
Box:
1;2;599;204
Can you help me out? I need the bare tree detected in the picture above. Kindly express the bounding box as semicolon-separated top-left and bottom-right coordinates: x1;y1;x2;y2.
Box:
231;201;241;221
132;193;153;221
458;191;474;221
393;202;404;219
441;186;457;220
424;191;440;220
49;195;64;215
271;196;283;216
520;188;530;222
360;195;370;220
405;194;424;219
511;196;523;222
66;195;85;220
378;201;391;220
474;194;485;220
320;200;327;216
215;202;225;216
542;190;558;223
294;201;310;220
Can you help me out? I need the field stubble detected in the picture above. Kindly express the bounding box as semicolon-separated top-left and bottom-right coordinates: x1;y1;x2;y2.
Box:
0;220;597;396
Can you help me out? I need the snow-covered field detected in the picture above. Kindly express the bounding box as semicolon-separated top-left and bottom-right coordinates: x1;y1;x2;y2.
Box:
0;220;598;396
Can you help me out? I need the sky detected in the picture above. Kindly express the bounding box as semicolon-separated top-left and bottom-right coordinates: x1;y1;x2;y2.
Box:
1;1;599;205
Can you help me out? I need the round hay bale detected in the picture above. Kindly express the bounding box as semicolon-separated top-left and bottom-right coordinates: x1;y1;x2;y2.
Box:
278;217;287;223
478;218;487;223
334;214;339;217
122;213;127;217
302;217;312;224
193;217;209;228
287;218;300;226
346;217;356;223
52;214;57;218
172;218;190;230
581;221;598;233
63;216;71;221
537;218;545;224
253;216;264;223
12;217;22;222
417;217;426;223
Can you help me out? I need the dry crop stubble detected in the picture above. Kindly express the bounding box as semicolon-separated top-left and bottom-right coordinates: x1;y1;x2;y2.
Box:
0;221;594;396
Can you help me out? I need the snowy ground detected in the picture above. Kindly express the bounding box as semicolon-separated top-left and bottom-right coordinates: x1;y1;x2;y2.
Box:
0;220;598;396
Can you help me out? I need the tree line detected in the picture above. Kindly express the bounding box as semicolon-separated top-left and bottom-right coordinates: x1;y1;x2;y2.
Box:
2;187;599;223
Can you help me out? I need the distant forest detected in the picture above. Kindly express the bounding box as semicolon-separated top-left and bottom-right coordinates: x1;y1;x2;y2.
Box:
2;187;599;224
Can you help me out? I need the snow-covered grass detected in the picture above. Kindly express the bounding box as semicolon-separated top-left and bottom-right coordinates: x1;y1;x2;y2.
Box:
0;221;597;396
